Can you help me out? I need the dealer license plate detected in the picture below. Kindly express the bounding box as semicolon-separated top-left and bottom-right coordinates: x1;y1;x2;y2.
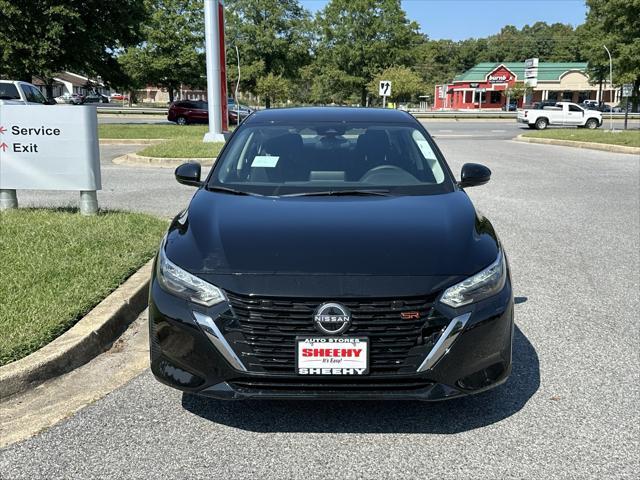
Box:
296;337;369;375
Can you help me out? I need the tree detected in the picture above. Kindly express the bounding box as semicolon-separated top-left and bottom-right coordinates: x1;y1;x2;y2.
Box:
482;23;582;63
314;0;423;105
584;0;640;112
576;22;611;105
504;82;527;107
256;73;291;106
119;0;205;103
0;0;147;97
225;0;312;108
368;66;425;105
414;39;467;96
298;64;363;105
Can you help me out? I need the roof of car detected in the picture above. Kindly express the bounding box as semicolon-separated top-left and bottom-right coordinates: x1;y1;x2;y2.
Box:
246;107;415;124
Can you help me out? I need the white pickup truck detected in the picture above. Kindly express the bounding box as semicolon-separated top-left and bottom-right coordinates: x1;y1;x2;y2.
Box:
518;102;602;130
0;80;50;105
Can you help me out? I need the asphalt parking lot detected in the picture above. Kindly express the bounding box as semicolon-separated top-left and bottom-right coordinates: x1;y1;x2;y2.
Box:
1;128;638;478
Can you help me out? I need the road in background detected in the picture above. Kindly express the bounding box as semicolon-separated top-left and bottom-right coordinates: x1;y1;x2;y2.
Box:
98;114;640;140
2;131;638;479
98;116;170;125
15;144;201;218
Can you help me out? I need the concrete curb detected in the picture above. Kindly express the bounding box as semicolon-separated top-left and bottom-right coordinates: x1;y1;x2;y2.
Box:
99;138;166;146
515;134;640;155
112;152;214;168
0;260;154;398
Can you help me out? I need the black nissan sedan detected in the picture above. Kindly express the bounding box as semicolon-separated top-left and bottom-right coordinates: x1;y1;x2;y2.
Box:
149;107;514;401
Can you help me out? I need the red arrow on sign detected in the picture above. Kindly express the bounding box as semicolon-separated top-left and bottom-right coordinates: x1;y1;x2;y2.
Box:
0;142;8;152
0;126;6;134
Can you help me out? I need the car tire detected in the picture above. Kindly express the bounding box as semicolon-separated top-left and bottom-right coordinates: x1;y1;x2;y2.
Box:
585;118;599;129
176;116;188;126
535;118;548;130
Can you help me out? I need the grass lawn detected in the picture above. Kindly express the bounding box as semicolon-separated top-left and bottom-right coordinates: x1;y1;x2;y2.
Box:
138;138;224;158
0;209;167;366
522;129;640;147
99;124;208;139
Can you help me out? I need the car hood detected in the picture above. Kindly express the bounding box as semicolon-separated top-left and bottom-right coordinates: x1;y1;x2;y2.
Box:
165;189;499;281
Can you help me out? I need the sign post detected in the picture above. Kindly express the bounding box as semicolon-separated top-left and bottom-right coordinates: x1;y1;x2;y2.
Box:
0;105;101;214
379;81;392;108
603;45;614;131
0;188;17;210
524;58;538;106
477;88;486;110
622;83;633;130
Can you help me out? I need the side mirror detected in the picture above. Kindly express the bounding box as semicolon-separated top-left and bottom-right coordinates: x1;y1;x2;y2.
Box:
459;163;491;188
175;162;202;187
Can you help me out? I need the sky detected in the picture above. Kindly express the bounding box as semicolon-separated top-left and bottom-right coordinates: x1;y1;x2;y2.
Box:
300;0;588;41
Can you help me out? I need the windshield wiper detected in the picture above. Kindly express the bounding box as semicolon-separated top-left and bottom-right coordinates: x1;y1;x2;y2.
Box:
206;185;252;196
282;189;391;198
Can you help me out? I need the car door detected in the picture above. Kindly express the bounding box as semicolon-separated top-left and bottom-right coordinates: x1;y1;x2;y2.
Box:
564;104;584;126
192;101;209;123
177;101;196;122
542;106;561;125
23;85;48;105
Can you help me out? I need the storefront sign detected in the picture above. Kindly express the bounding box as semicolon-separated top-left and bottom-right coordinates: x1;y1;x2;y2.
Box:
0;105;101;191
525;58;539;87
488;74;508;83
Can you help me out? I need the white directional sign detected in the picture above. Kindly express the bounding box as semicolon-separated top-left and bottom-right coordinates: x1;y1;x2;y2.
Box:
0;105;101;191
379;81;392;97
524;58;539;87
622;84;633;97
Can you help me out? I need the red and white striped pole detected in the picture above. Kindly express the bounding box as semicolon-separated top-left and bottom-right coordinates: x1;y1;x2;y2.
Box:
203;0;228;142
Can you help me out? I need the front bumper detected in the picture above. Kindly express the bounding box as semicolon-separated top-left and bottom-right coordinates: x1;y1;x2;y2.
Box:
149;267;514;401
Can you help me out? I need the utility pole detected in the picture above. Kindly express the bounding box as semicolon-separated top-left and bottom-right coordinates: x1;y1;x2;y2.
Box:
235;45;241;123
603;45;614;131
203;0;226;142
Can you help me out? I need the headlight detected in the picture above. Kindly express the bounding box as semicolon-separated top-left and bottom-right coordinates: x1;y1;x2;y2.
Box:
439;250;506;308
156;239;226;307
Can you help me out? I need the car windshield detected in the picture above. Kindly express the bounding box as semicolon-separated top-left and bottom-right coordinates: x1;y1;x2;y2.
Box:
208;121;453;196
229;102;250;110
0;83;20;100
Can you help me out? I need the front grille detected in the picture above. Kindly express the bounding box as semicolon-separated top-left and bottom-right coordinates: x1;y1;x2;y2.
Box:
225;292;448;375
230;377;434;392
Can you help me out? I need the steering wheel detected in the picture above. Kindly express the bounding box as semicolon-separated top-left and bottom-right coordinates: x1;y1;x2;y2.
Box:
360;165;412;183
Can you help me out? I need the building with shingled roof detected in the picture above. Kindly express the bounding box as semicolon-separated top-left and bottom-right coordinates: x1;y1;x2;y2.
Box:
433;62;619;110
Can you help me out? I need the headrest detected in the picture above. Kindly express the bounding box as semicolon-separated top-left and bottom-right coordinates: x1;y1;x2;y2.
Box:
357;130;390;153
262;133;303;157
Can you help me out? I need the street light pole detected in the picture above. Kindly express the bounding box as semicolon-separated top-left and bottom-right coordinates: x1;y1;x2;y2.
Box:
603;45;613;131
203;0;225;142
235;45;241;123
